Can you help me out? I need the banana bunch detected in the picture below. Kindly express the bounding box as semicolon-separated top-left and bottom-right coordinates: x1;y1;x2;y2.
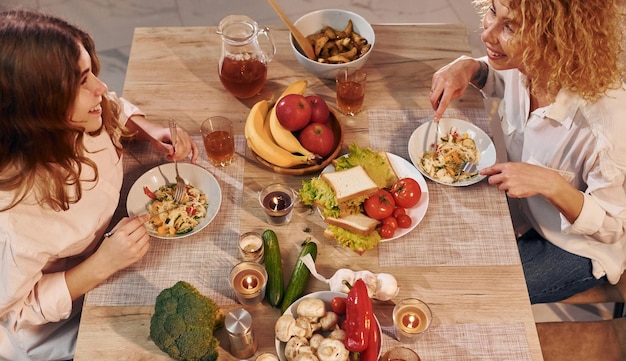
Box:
245;79;322;168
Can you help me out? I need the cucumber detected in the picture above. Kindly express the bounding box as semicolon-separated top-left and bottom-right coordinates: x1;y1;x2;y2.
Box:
262;230;284;307
280;238;318;313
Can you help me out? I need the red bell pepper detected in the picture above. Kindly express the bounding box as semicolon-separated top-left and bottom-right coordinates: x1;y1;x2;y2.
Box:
359;314;380;361
343;279;372;352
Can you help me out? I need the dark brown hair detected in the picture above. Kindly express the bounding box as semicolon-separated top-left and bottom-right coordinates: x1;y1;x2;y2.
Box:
0;9;130;211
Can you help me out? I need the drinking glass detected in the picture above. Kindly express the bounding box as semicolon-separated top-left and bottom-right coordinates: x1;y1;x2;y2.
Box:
201;116;235;167
336;67;367;116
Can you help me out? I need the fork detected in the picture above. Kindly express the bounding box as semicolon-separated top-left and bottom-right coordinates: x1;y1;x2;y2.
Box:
461;161;478;174
430;119;441;158
168;118;185;203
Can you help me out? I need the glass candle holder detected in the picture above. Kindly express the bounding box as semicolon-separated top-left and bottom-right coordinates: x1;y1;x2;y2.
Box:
229;261;268;306
239;232;264;262
258;183;296;226
392;298;432;343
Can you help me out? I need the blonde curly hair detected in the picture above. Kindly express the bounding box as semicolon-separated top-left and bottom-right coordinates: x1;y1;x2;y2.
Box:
473;0;625;101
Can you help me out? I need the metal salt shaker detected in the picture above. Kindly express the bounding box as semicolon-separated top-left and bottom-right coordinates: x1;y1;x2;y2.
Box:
225;308;258;359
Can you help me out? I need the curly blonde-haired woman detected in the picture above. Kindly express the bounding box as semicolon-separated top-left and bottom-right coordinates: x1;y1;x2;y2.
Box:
430;0;626;304
0;9;198;360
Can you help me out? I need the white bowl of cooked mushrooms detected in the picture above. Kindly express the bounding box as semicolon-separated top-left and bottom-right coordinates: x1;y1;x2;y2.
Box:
290;9;375;79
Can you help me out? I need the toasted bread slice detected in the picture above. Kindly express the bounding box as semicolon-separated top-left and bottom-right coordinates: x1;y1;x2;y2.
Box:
376;151;400;188
321;165;378;204
324;213;380;236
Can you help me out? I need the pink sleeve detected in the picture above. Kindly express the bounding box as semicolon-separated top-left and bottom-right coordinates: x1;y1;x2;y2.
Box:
107;91;145;125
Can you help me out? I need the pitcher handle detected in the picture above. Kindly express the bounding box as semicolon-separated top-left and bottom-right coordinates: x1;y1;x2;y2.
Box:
258;26;276;63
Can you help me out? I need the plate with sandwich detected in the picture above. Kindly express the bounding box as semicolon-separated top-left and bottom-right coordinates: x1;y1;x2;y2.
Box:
299;144;428;254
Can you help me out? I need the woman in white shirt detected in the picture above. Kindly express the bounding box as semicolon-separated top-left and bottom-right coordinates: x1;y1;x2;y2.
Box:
0;9;198;360
430;0;626;304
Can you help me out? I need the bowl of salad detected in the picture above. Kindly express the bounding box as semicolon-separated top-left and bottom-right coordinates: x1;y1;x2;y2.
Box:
126;163;222;239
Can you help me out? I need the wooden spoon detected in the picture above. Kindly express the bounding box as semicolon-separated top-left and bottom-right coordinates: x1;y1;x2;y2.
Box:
267;0;316;61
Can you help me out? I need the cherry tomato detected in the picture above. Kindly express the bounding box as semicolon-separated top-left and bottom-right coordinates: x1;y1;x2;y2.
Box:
364;189;396;220
397;214;413;228
330;296;347;315
379;224;395;239
382;216;399;231
392;207;406;218
390;178;422;208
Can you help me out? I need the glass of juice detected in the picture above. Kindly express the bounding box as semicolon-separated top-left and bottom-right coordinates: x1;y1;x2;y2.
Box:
336;67;367;116
201;116;235;167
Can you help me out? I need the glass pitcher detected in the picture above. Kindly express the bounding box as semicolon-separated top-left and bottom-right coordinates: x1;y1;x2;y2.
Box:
217;15;276;99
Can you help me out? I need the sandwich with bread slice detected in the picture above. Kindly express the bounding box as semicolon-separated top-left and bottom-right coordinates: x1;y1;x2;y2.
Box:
299;143;399;254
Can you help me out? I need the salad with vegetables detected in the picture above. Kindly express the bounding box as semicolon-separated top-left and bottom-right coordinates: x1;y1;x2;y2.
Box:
143;184;208;236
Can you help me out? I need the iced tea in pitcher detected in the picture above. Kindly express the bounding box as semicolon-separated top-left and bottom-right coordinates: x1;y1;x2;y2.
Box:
217;15;275;99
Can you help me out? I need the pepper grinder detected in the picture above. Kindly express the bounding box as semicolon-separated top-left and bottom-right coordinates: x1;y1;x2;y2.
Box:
225;308;257;359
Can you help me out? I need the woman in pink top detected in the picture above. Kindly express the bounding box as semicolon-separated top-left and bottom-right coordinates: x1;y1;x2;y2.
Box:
0;9;198;360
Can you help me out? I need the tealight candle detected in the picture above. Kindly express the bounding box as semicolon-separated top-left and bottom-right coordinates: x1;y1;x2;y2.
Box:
238;232;264;262
229;262;267;306
259;183;296;226
392;298;432;343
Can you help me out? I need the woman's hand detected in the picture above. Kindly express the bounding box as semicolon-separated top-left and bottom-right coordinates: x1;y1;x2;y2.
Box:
430;56;481;121
65;214;151;300
127;115;199;163
480;162;584;223
96;215;151;273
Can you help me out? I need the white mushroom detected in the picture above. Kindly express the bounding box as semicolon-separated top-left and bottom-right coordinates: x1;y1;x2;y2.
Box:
295;316;315;339
294;351;319;361
309;334;325;352
328;328;346;341
284;336;310;361
319;312;339;331
296;298;326;318
315;338;349;361
275;314;307;343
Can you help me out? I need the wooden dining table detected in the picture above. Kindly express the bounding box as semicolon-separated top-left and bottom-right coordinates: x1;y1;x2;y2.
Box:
74;24;544;361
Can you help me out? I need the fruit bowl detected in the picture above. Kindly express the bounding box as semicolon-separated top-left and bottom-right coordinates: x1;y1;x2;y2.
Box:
251;107;344;175
290;9;375;79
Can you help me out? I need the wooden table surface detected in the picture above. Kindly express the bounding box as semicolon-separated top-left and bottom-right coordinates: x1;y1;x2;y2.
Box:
74;24;544;361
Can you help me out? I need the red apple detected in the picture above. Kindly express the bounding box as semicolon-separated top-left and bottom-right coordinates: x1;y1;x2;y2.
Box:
298;122;335;157
275;94;312;131
306;95;330;124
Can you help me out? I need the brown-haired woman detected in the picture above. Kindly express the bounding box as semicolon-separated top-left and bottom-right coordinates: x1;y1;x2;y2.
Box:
0;9;198;360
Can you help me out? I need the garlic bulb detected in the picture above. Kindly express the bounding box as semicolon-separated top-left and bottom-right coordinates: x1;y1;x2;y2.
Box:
373;273;399;301
327;269;355;293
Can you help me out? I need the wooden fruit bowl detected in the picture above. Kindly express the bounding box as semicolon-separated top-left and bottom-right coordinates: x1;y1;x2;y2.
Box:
252;107;344;175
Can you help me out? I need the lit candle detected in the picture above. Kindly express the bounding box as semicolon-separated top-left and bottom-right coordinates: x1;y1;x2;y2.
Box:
401;312;420;330
259;184;296;226
229;262;267;306
242;275;259;290
393;298;432;342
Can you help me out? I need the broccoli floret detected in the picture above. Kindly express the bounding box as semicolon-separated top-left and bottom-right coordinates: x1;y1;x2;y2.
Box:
150;281;226;361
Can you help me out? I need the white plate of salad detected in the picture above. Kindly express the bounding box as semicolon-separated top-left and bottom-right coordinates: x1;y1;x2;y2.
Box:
126;163;222;239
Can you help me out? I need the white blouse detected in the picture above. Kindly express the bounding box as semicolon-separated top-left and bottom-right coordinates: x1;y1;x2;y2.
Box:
481;60;626;284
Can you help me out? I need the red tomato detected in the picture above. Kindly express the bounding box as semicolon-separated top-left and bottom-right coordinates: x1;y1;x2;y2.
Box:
397;214;413;228
390;178;422;208
382;216;399;231
379;225;395;239
364;189;396;220
392;207;406;218
330;296;347;315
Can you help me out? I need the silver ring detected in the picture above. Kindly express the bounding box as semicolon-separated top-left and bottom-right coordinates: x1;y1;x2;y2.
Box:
104;231;114;238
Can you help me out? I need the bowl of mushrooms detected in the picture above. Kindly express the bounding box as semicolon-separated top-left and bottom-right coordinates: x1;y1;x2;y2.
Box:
274;291;382;361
